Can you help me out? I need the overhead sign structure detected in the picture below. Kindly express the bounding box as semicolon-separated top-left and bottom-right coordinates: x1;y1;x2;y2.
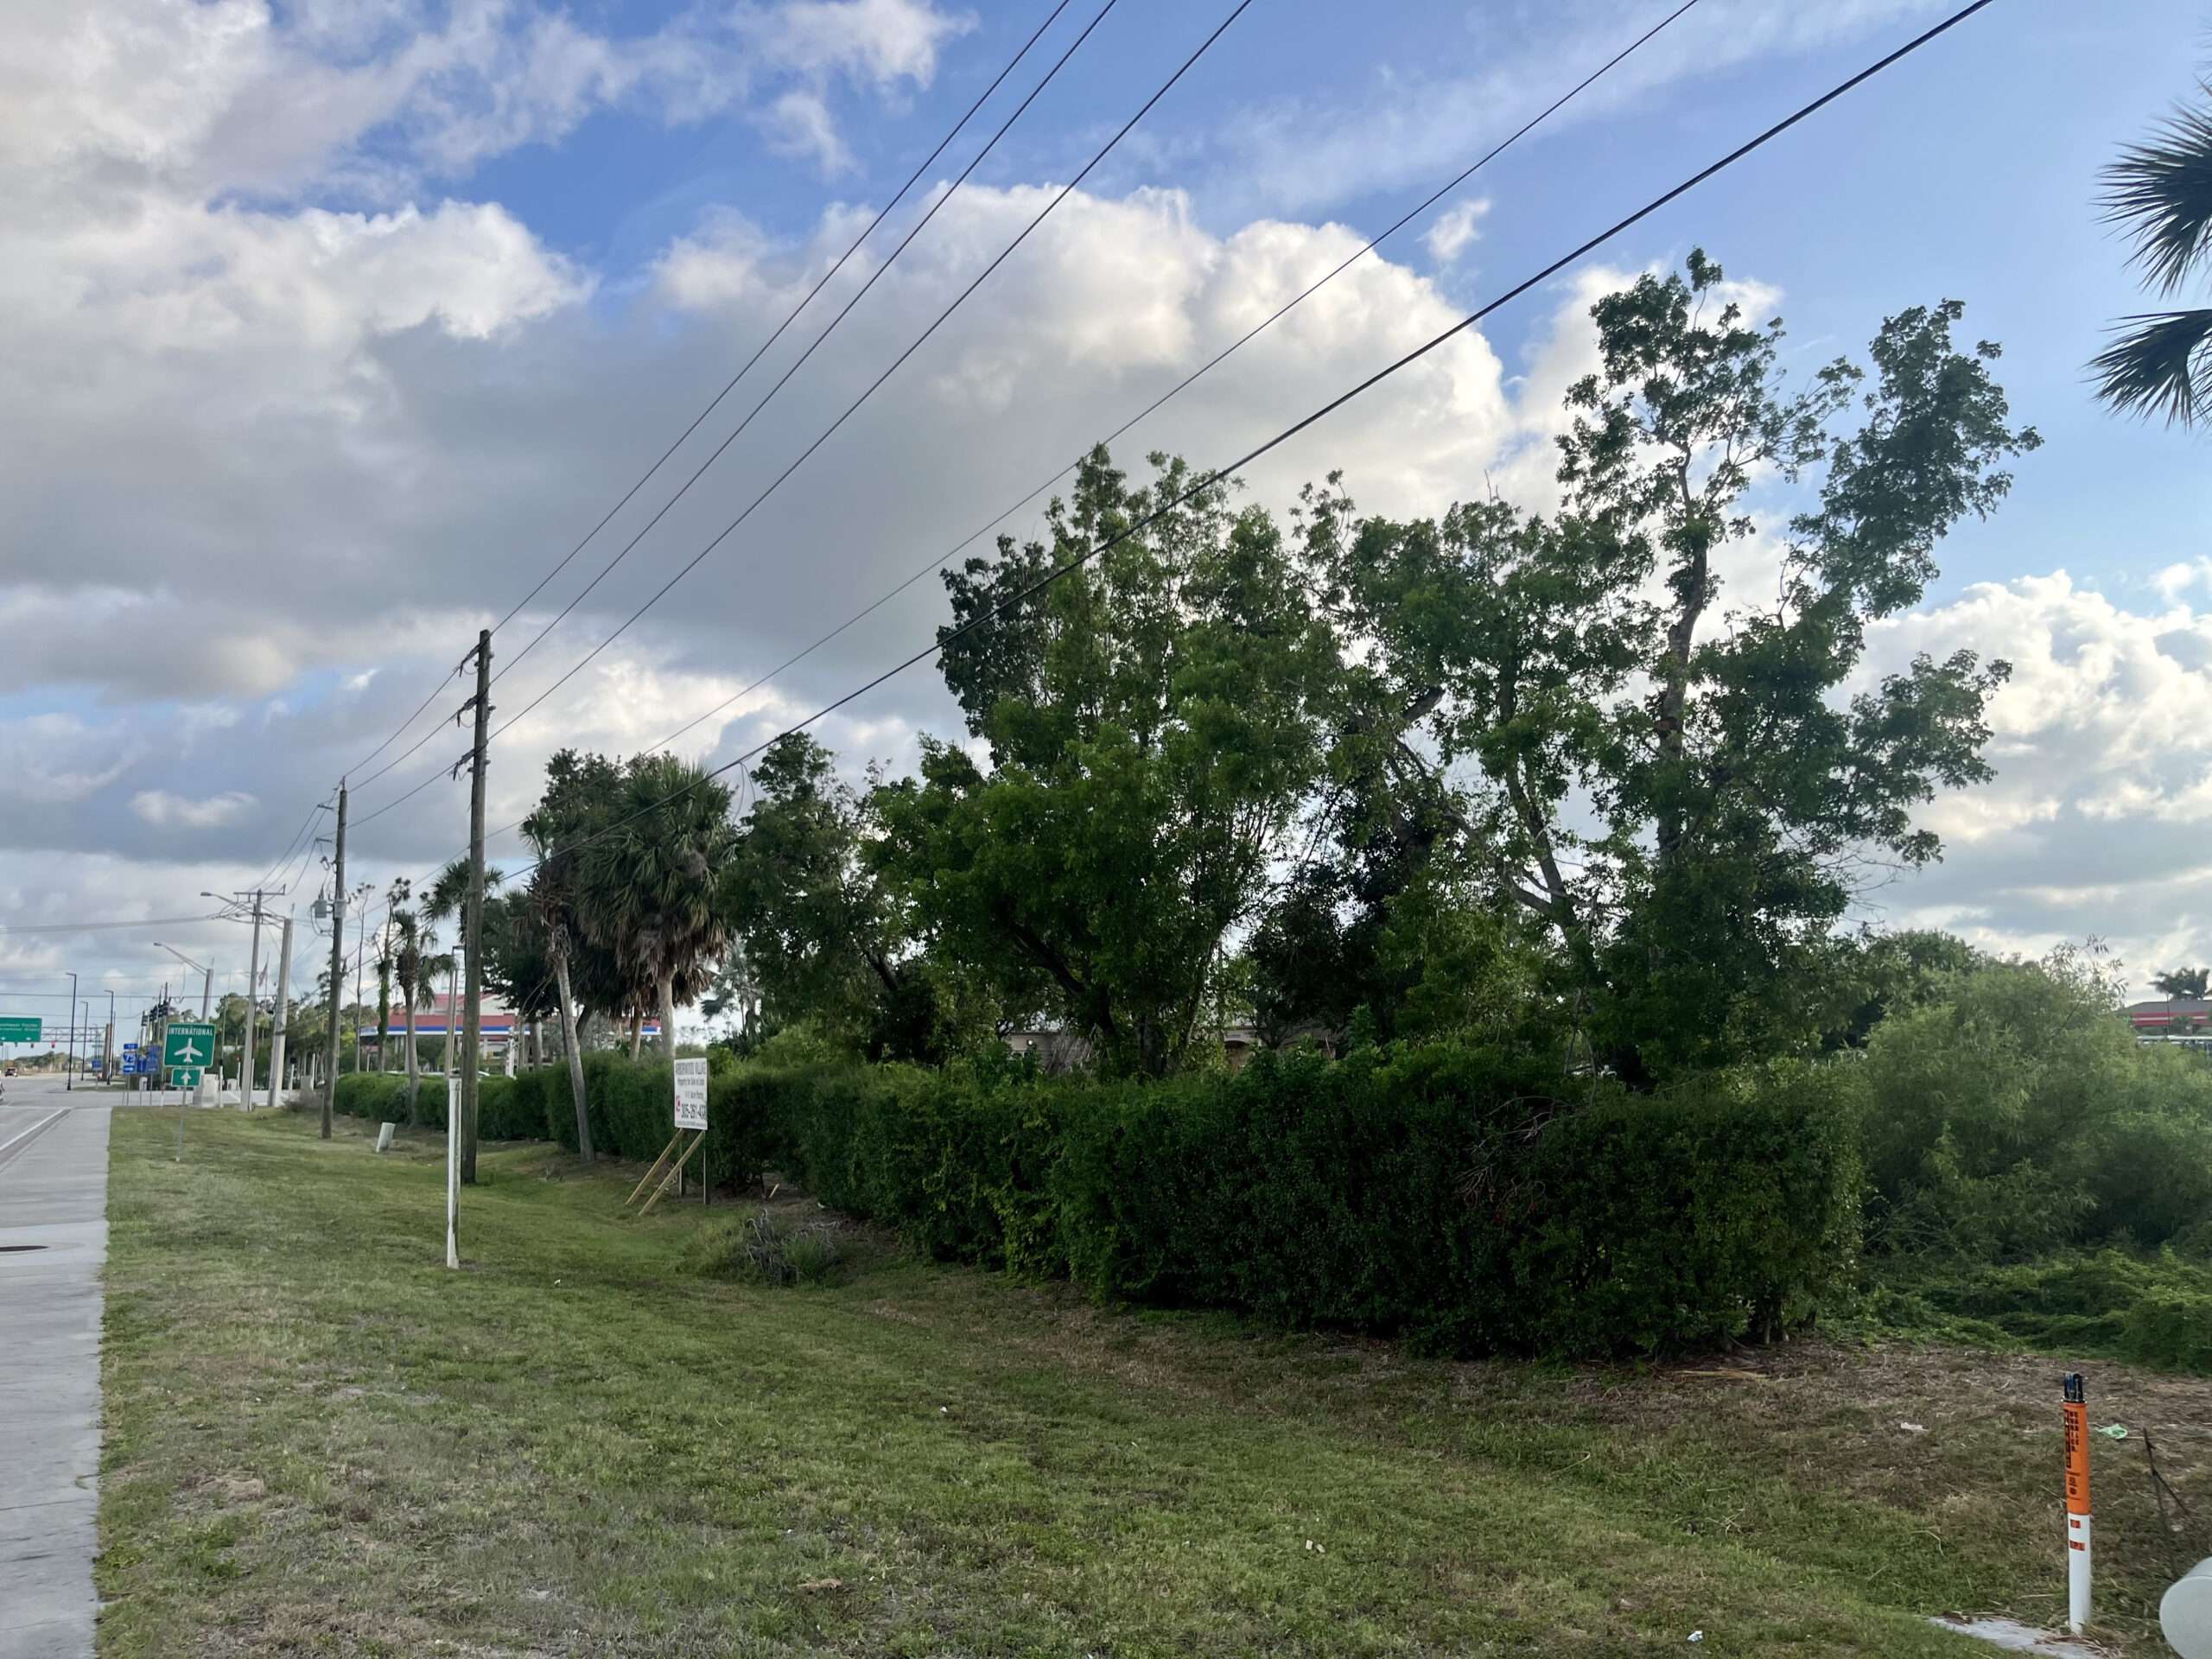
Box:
673;1058;709;1131
162;1022;217;1071
0;1016;41;1043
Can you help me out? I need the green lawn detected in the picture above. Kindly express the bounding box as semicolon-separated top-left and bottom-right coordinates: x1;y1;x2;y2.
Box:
95;1106;2212;1656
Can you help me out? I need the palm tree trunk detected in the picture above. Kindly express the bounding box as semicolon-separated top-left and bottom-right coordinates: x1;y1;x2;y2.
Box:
659;971;677;1060
628;1009;642;1061
404;997;421;1125
552;951;592;1164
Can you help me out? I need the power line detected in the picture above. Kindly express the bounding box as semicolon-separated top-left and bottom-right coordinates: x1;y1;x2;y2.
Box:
0;915;219;934
639;0;1707;763
251;793;332;893
489;0;1116;692
339;0;1084;786
464;0;2001;893
474;0;1255;756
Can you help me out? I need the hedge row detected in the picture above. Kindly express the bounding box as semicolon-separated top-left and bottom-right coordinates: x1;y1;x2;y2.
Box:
763;1045;1864;1358
332;1041;1865;1358
329;1068;580;1144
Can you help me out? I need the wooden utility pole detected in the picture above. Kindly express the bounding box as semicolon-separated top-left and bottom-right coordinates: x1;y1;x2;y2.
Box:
240;889;264;1109
460;629;491;1185
321;784;347;1139
266;914;293;1111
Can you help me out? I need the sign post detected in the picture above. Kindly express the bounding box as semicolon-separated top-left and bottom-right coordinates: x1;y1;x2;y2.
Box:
163;1021;216;1161
445;1077;461;1269
627;1060;709;1217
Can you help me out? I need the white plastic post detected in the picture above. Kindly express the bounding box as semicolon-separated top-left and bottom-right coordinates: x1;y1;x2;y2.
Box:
2064;1373;2092;1634
445;1077;460;1270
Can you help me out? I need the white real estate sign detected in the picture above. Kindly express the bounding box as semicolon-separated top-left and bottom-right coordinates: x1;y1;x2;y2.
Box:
673;1057;709;1131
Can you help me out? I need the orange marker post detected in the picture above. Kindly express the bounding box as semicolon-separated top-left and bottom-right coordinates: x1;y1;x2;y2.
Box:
2063;1372;2091;1633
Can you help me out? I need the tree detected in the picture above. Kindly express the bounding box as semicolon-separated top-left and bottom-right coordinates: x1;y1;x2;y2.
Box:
423;855;502;1180
388;909;451;1125
2094;86;2212;423
723;733;983;1061
374;878;407;1074
876;449;1343;1076
579;753;735;1063
2153;966;2210;1000
1309;252;2037;1081
523;749;626;1161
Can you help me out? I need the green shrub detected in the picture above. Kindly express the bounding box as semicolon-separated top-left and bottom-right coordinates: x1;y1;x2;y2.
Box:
1862;951;2212;1258
1868;1249;2212;1374
683;1209;843;1287
763;1043;1862;1359
524;1052;769;1190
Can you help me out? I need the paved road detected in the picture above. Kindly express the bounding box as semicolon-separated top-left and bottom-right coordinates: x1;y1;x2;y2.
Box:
0;1075;111;1659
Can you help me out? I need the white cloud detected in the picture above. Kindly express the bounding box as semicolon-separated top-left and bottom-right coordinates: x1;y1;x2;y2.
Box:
744;0;972;88
758;88;854;174
130;791;260;830
1860;572;2212;974
1205;0;1948;217
1422;198;1489;266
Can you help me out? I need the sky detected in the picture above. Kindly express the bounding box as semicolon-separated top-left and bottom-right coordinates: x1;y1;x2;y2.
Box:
2;0;2208;1040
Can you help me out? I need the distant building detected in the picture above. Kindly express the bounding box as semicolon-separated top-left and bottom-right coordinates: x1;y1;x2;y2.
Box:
2123;997;2212;1046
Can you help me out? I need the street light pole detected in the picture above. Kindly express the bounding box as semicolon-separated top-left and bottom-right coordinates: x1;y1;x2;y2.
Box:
65;969;76;1090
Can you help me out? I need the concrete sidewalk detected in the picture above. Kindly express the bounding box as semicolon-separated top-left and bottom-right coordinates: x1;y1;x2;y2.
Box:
0;1090;111;1659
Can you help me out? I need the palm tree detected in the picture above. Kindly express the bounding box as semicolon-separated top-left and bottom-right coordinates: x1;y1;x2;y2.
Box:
374;878;407;1075
388;910;451;1126
580;755;735;1065
2153;966;2209;1001
423;856;504;1180
2094;88;2212;423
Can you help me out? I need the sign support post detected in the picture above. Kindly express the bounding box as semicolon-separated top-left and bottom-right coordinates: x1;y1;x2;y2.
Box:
627;1058;709;1217
446;1077;461;1269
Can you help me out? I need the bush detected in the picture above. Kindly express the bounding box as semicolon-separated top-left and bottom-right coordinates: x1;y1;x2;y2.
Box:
333;1068;550;1142
529;1052;771;1191
1862;950;2212;1258
762;1043;1863;1359
683;1209;844;1287
1869;1249;2212;1373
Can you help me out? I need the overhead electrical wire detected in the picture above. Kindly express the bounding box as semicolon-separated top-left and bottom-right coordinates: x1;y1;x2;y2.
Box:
338;0;1087;785
488;0;1122;691
634;0;1707;765
471;0;1255;756
436;0;2001;894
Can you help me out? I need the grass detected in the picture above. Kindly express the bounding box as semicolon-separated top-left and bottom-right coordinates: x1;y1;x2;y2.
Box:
96;1108;2212;1657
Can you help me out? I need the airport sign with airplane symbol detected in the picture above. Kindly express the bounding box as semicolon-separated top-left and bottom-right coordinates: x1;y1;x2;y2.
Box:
162;1023;217;1070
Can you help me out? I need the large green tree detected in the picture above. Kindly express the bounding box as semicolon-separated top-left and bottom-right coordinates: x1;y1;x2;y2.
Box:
1306;252;2037;1080
724;733;989;1061
876;449;1343;1076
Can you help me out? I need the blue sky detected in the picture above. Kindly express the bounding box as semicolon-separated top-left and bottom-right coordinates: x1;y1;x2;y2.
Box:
3;0;2210;1015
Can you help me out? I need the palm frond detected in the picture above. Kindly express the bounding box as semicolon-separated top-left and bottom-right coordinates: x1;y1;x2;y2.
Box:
2101;92;2212;294
2090;307;2212;423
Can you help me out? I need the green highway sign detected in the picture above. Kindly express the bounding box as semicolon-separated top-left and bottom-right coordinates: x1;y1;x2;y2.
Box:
0;1016;40;1043
162;1022;217;1071
169;1067;205;1090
